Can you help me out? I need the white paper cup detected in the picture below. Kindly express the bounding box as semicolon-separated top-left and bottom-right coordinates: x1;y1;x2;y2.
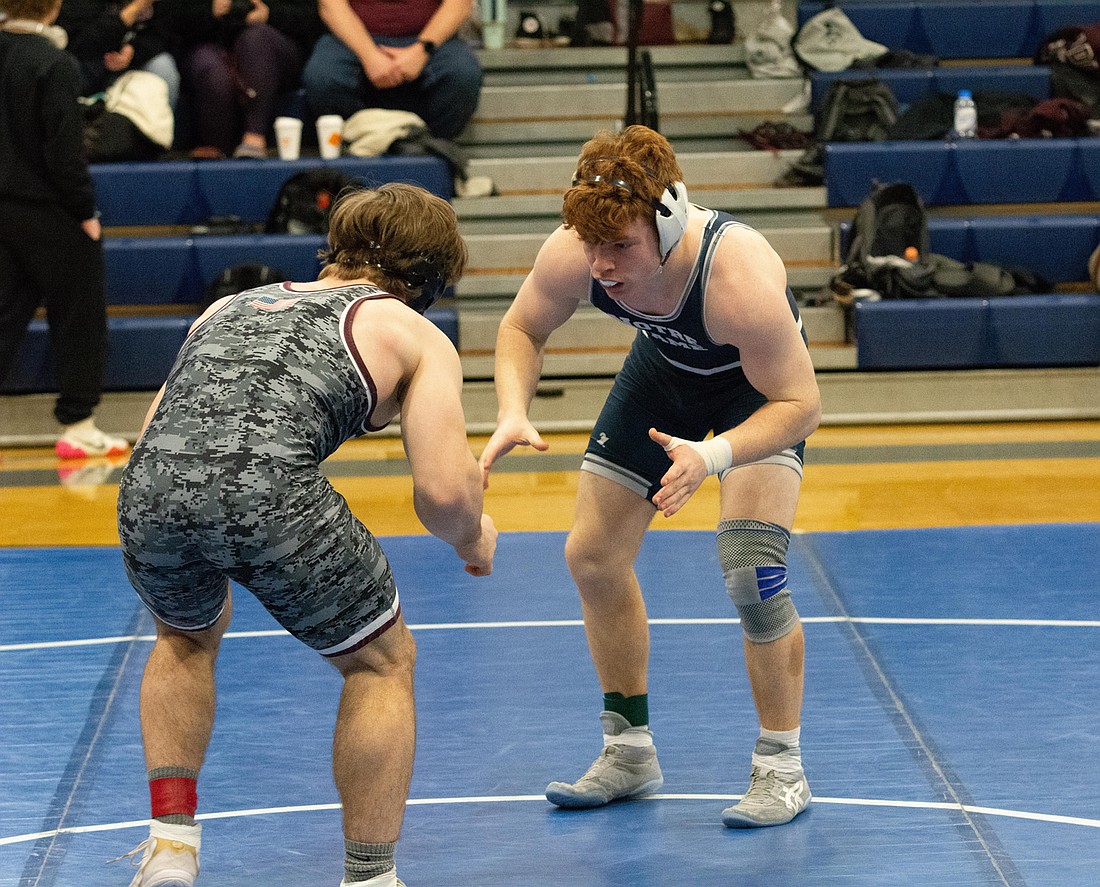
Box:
316;115;344;159
273;116;302;160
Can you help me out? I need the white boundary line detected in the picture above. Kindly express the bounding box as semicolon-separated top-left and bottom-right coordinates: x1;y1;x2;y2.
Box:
3;794;1098;848
2;615;1098;653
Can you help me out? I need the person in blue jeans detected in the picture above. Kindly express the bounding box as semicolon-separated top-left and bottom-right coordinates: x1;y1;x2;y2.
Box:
303;0;481;141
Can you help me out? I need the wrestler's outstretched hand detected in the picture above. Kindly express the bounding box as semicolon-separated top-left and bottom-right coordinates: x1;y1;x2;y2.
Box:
479;414;549;488
649;427;708;518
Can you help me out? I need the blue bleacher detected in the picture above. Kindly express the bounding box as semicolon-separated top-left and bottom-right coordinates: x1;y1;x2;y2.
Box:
841;213;1100;370
3;317;193;394
810;66;1051;114
854;294;1100;369
826;138;1100;207
100;233;469;314
839;215;1100;285
797;0;1096;59
4;153;461;394
3;303;459;394
190;235;329;300
91;155;454;227
103;234;326;306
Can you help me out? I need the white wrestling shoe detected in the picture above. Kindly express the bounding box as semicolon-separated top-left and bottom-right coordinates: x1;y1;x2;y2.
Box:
341;869;405;886
113;821;200;886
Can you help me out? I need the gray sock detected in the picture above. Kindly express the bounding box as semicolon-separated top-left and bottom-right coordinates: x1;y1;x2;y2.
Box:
344;840;396;884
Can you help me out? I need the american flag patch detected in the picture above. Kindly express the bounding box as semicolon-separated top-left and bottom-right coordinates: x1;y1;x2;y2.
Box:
250;294;302;311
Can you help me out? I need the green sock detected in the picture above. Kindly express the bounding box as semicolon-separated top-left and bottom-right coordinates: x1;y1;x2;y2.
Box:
603;692;649;727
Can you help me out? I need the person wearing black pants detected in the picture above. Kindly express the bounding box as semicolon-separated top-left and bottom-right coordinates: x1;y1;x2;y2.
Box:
172;0;321;159
0;0;129;458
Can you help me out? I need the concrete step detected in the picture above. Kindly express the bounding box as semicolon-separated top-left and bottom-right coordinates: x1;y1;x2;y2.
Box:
462;73;810;148
455;186;828;225
453;150;826;229
461;224;835;274
456;300;847;355
473;78;805;121
461;112;812;149
454;263;836;300
8;365;1099;447
477;44;750;86
465;149;809;194
456;365;1100;434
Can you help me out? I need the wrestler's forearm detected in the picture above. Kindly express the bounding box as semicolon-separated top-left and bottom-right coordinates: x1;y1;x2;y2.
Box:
492;324;546;421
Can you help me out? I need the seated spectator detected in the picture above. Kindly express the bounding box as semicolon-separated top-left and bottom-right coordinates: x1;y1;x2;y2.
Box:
174;0;322;159
303;0;482;142
1;0;129;459
56;0;180;109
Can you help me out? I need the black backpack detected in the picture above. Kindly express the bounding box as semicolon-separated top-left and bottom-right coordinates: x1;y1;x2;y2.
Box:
832;182;1047;301
265;169;363;235
778;79;898;186
201;264;287;310
83;102;163;163
846;182;930;269
832;182;938;300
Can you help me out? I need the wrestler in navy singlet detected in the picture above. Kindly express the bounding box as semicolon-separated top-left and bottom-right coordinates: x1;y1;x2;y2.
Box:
582;210;808;500
117;283;403;657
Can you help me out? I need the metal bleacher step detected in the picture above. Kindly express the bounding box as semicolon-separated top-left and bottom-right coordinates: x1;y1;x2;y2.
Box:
463;224;833;270
463;80;811;150
454;298;852;382
455;184;828;226
455;154;827;230
478;44;751;87
463;43;811;153
456;216;837;303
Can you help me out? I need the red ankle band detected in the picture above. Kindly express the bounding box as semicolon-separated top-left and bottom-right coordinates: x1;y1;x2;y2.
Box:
149;777;198;819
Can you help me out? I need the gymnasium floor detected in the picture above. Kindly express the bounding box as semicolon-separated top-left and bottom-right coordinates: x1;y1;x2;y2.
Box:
2;422;1099;886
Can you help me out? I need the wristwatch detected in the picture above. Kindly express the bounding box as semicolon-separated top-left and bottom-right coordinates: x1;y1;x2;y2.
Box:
418;38;437;55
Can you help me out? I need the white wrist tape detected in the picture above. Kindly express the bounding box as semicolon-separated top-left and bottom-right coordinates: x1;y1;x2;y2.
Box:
662;435;734;476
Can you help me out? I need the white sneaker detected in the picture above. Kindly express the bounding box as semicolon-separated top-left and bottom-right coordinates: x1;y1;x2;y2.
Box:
113;821;200;886
56;417;129;459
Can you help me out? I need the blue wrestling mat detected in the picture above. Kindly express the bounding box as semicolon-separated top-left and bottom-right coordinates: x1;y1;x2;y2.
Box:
2;525;1098;886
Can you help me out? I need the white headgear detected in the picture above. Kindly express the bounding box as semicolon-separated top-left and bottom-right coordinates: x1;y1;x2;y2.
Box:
654;181;689;259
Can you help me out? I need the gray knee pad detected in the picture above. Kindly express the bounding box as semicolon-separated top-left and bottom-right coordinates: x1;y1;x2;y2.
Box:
717;519;799;643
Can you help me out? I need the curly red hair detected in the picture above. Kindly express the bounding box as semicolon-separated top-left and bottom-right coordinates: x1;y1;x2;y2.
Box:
562;126;685;244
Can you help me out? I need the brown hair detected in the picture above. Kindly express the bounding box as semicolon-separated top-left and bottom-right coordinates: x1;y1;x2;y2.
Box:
0;0;59;19
318;183;468;304
562;126;685;244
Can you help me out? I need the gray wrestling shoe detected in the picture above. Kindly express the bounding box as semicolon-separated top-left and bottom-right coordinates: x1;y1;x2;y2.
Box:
545;711;664;809
722;738;811;828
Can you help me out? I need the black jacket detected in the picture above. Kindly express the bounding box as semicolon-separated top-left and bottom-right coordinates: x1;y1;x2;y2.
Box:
0;32;96;221
56;0;178;94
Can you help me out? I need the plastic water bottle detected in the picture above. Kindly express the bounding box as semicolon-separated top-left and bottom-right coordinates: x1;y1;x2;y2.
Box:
953;90;977;139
